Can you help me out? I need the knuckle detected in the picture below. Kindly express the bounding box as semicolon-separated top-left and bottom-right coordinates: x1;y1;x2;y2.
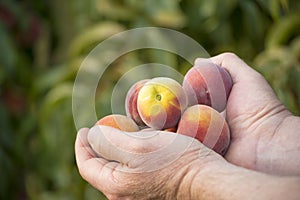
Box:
221;52;238;59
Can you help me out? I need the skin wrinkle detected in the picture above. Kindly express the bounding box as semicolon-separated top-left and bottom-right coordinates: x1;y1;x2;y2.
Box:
269;114;292;143
101;162;118;191
77;131;96;159
144;170;169;199
107;163;137;199
188;161;221;200
249;103;288;135
172;165;190;199
228;100;286;140
188;167;203;200
229;103;289;171
108;153;176;199
228;114;252;137
185;149;220;199
85;144;98;158
256;114;299;174
174;149;203;199
150;171;169;199
82;160;103;191
169;144;213;199
76;135;101;182
253;107;291;172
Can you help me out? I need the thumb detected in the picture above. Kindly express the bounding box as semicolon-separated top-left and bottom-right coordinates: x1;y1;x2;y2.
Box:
206;52;262;84
206;53;290;127
207;52;282;106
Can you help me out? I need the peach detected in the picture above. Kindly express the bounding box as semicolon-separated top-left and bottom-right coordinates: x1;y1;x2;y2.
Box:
182;59;232;112
140;127;155;132
177;105;230;155
95;114;139;132
137;77;187;130
164;126;177;133
125;79;149;127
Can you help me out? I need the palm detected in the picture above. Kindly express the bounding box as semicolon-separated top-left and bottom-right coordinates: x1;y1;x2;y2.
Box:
223;65;288;170
75;127;221;199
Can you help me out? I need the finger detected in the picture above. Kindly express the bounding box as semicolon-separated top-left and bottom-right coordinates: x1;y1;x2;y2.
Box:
88;125;202;172
208;52;280;99
201;52;261;84
75;128;95;163
75;128;122;195
75;128;110;186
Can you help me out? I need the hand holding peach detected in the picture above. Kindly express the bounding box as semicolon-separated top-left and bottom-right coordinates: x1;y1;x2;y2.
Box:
95;60;233;156
76;53;300;200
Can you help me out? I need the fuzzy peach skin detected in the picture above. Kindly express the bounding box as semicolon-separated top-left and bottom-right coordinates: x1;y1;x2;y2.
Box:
177;104;230;155
137;77;187;130
95;114;139;132
182;60;233;112
164;126;177;132
125;79;149;127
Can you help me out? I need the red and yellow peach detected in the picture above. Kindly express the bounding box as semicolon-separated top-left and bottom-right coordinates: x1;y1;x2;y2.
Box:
125;79;149;127
177;104;230;155
182;60;232;112
137;77;187;130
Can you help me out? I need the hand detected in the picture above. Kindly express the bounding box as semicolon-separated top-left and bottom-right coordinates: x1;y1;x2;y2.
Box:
201;53;300;175
75;126;224;199
75;52;300;199
75;126;300;200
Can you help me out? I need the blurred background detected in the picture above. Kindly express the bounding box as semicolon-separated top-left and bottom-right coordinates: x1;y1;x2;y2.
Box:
0;0;299;199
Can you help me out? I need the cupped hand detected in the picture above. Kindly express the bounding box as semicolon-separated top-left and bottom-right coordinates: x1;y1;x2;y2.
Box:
200;53;299;175
75;126;223;200
74;52;300;200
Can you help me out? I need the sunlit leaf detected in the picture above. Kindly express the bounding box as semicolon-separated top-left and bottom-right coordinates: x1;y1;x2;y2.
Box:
96;0;137;20
266;12;300;48
34;64;73;94
254;46;299;113
69;22;125;58
151;10;186;28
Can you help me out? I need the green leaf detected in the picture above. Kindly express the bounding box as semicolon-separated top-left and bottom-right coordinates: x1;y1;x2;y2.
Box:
69;22;125;58
143;0;186;28
0;22;17;78
96;0;137;20
266;12;300;48
40;83;73;126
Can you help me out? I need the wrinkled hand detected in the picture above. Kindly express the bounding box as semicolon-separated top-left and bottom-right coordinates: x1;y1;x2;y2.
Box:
75;52;300;199
75;126;223;199
203;53;299;175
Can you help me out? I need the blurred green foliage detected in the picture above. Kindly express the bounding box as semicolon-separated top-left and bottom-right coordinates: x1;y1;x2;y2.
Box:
0;0;299;199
